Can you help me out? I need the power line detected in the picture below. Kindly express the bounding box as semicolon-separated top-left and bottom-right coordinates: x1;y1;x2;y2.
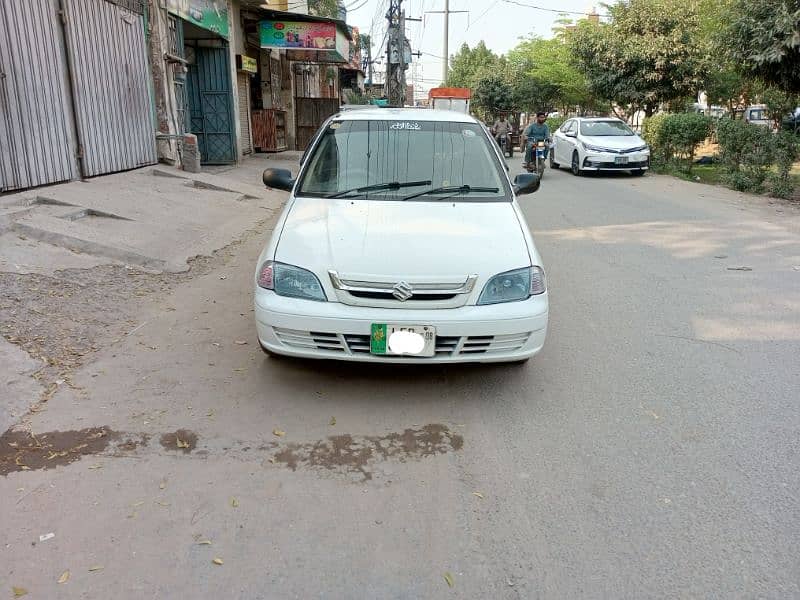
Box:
500;0;609;17
467;0;498;31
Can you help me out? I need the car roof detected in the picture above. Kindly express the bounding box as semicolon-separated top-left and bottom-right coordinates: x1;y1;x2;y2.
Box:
572;117;624;122
330;107;478;124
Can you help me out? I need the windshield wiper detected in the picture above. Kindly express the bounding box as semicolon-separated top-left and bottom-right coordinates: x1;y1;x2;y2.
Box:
401;185;499;201
325;180;432;199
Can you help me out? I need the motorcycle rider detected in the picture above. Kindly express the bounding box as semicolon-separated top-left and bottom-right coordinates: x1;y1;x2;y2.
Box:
523;111;551;166
491;115;513;145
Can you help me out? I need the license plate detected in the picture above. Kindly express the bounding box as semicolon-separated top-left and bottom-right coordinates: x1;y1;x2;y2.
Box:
371;324;436;357
615;156;629;164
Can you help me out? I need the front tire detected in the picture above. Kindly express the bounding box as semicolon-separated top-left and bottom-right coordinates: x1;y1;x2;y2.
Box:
549;151;559;169
571;151;582;176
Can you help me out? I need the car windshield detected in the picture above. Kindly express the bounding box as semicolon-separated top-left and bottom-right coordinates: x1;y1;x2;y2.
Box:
580;120;634;136
296;119;510;201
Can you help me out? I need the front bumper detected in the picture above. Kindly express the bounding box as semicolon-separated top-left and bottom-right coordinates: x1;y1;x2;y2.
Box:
254;289;548;363
583;152;649;171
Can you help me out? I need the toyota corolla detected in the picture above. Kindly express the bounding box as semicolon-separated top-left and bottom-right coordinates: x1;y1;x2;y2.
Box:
254;108;548;364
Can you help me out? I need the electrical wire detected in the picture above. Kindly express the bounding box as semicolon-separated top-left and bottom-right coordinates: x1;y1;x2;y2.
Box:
500;0;609;17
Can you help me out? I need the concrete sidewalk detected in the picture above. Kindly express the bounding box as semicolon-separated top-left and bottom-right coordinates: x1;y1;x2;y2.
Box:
0;153;292;434
0;154;291;275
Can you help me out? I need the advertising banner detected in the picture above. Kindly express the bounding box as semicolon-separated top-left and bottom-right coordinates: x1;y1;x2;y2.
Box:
260;20;349;63
167;0;229;39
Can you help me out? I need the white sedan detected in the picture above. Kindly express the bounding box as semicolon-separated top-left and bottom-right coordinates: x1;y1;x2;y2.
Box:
550;117;650;176
254;108;548;364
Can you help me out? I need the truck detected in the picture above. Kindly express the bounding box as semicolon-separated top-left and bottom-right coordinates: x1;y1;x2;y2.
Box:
428;87;471;113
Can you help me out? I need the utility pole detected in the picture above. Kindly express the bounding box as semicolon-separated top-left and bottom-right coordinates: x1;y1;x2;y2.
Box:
385;0;406;106
425;2;468;84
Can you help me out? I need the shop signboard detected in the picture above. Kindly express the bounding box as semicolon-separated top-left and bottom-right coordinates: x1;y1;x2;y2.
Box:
167;0;229;39
259;20;349;63
236;54;257;73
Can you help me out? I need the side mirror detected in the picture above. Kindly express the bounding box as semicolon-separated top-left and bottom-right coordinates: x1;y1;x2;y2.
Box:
513;173;540;196
566;131;577;138
262;168;295;192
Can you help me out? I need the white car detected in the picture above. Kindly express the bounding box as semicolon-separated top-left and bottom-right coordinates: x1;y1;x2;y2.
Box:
550;117;650;176
254;108;548;364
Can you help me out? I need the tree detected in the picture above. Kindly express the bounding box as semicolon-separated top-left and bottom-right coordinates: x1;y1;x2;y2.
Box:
728;0;800;92
472;75;513;119
506;37;592;114
446;42;502;89
569;0;712;117
308;0;340;19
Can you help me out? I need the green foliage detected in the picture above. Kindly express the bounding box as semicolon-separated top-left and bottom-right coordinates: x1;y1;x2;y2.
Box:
641;114;667;153
643;113;711;171
767;131;800;198
715;118;775;192
761;87;799;129
307;0;340;19
546;116;567;132
728;0;800;92
568;0;712;116
446;42;502;89
506;37;592;113
472;75;513;119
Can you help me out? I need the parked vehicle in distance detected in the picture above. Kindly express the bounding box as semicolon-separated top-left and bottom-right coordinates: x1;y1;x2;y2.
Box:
550;117;650;176
428;87;471;114
256;108;548;364
743;104;771;128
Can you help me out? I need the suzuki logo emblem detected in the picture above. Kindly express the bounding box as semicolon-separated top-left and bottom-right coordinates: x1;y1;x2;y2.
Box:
392;281;413;301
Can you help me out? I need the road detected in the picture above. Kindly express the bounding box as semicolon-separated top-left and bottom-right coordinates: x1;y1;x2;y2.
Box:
2;165;799;599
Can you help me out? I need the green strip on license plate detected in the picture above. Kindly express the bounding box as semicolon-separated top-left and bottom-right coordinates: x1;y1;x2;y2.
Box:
371;324;387;354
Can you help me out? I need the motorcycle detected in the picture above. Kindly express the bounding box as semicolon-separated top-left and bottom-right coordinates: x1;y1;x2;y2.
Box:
498;131;514;158
524;139;547;178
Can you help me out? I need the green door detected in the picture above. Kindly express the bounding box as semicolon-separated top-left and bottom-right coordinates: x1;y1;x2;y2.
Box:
186;43;236;164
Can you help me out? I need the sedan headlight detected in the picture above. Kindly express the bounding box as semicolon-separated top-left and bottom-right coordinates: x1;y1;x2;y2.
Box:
581;142;612;153
477;266;546;305
257;260;327;301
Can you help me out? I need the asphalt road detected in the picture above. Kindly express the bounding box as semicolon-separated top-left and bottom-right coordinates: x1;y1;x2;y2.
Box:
3;165;799;599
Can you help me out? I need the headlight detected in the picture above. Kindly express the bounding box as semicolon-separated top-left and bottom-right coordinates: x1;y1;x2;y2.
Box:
257;261;327;302
477;266;546;305
581;142;612;153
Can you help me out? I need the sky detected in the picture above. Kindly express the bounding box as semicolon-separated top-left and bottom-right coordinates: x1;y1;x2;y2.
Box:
344;0;602;97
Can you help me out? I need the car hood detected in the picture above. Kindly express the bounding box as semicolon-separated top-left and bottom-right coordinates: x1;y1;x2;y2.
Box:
580;135;646;150
275;197;530;281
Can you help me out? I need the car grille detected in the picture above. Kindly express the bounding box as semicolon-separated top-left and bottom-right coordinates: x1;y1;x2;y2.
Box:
274;328;531;357
347;291;457;302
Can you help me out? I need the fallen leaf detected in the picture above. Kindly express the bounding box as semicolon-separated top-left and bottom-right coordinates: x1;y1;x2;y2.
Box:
443;572;454;587
156;500;170;507
159;482;166;490
714;255;728;259
329;417;336;426
272;429;285;437
176;436;189;449
231;497;239;508
39;532;55;542
268;456;276;464
234;340;248;345
727;266;752;271
132;501;145;507
88;464;103;470
472;492;484;499
12;587;27;597
197;540;212;545
88;565;104;572
206;409;215;417
212;558;224;565
58;570;70;584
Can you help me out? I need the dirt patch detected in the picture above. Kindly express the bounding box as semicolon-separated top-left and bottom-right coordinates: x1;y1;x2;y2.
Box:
0;218;271;406
272;424;464;481
0;427;117;476
159;429;198;454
